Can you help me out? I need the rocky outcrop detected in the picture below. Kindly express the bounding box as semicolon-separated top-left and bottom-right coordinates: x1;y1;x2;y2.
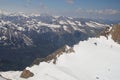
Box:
44;45;75;64
101;24;120;44
20;69;34;79
31;45;75;66
100;27;111;39
111;24;120;44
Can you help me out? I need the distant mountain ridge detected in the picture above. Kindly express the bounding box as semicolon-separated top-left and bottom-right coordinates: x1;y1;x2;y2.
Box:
0;24;120;80
0;12;109;48
0;12;109;71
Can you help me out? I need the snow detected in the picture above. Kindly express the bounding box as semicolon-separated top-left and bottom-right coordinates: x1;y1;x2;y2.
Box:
38;21;61;28
63;25;67;31
79;29;86;33
68;17;73;20
0;77;6;80
1;36;7;40
66;20;79;30
29;13;41;17
85;21;107;28
59;21;68;25
75;21;82;26
62;25;71;32
22;34;33;46
67;20;76;26
0;35;120;80
54;16;60;19
17;27;25;31
0;71;22;80
86;22;96;27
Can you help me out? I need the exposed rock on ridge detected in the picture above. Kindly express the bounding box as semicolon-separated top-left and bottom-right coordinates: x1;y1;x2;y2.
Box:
20;69;34;79
31;45;74;65
111;24;120;44
101;24;120;44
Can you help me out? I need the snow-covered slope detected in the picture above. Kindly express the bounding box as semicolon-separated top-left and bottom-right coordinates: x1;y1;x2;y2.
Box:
0;34;120;80
0;77;6;80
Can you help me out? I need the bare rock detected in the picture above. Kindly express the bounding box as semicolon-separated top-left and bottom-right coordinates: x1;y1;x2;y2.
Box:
20;69;34;79
111;24;120;44
101;24;120;44
32;45;75;65
100;27;111;39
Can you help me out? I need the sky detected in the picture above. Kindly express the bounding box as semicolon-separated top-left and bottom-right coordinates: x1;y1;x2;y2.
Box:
0;0;120;20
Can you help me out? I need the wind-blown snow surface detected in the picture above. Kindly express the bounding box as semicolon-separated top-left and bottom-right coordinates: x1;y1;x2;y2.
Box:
0;36;120;80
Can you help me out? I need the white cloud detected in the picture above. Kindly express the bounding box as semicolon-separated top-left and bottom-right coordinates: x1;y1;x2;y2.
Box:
73;8;120;20
76;8;119;15
95;9;119;15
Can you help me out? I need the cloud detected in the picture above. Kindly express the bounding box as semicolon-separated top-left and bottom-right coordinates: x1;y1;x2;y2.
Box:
76;8;119;15
66;0;74;4
87;9;119;15
73;8;120;20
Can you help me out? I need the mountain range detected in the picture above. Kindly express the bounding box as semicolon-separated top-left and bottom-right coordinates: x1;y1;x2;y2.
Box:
0;24;120;80
0;12;111;71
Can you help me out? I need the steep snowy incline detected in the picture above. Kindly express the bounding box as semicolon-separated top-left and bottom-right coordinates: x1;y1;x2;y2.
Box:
0;35;120;80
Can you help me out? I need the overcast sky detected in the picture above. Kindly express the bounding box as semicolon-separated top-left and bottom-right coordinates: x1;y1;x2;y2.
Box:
0;0;120;20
